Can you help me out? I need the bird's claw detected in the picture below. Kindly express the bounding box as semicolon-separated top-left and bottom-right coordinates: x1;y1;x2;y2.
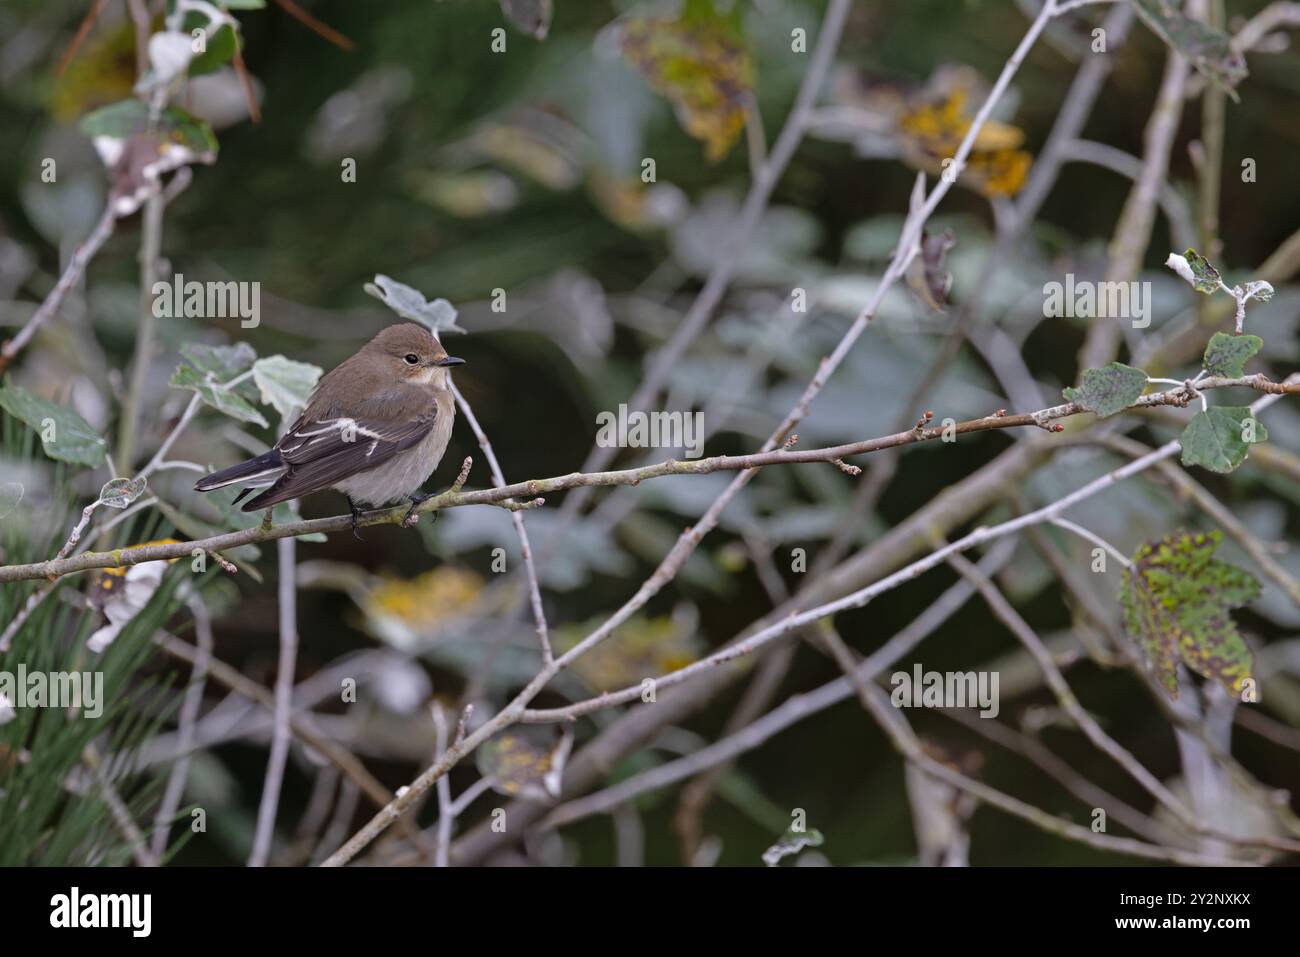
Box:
401;492;433;528
347;497;365;541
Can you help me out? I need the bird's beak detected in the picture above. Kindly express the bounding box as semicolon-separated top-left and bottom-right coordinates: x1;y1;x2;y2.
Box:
435;356;466;367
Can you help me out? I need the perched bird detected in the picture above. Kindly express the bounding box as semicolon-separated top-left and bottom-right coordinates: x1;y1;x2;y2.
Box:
194;324;464;534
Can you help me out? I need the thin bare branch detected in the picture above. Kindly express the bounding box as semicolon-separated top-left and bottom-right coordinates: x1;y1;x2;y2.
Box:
248;538;299;866
0;205;116;375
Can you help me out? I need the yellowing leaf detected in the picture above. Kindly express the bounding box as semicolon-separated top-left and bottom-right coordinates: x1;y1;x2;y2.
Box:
51;21;139;121
968;118;1025;153
897;88;1032;197
476;730;572;801
556;614;701;692
964;148;1032;198
621;15;754;162
365;567;485;629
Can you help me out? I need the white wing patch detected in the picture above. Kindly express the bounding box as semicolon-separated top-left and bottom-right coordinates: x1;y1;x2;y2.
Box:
280;417;388;455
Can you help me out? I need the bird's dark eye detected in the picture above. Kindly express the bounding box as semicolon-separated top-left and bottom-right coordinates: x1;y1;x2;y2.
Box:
404;354;420;365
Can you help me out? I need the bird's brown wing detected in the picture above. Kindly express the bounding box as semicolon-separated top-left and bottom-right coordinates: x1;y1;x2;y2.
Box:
241;389;438;511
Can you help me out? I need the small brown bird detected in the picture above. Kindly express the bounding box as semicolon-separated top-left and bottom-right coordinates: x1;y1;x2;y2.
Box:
194;324;464;534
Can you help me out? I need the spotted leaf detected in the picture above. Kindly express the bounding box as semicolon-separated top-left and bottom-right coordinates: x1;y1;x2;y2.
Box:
1120;530;1258;699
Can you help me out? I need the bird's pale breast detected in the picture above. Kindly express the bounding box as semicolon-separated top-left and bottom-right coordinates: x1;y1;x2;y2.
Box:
332;388;455;506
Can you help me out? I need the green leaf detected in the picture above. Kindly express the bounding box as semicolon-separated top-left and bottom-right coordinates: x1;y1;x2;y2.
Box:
1179;406;1267;473
251;356;322;422
179;341;258;402
363;276;465;334
762;827;824;867
79;101;217;216
1062;362;1147;417
186;21;239;77
1120;530;1259;699
221;0;266;8
1202;332;1262;379
1184;249;1222;293
99;476;147;509
180;341;256;381
79;100;218;155
1132;0;1247;100
0;381;107;467
1183;248;1222;293
78;98;149;139
169;364;268;428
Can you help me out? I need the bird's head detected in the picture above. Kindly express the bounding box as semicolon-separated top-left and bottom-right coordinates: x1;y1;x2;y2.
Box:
364;323;465;387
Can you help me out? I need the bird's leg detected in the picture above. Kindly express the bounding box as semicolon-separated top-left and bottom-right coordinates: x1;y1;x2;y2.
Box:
346;495;366;540
401;490;434;528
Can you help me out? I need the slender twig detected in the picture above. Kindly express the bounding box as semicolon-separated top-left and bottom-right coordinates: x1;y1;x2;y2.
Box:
0;581;57;653
230;39;262;124
447;776;494;818
125;0;151;78
248;537;299;866
56;496;108;560
141;393;203;480
150;594;214;859
1061;139;1196;251
316;780;360;865
115;189;165;472
1049;516;1132;569
84;744;158;867
1196;0;1226;271
432;705;453;868
1078;36;1190;370
450;383;552;664
0;205;116;375
743;102;767;181
1054;0;1121;13
271;0;356;51
1235;707;1300;754
79;496;157;549
53;0;111;76
1231;1;1300;53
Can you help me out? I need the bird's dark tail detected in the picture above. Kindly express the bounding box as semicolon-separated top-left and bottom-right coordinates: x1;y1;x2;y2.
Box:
194;449;285;493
